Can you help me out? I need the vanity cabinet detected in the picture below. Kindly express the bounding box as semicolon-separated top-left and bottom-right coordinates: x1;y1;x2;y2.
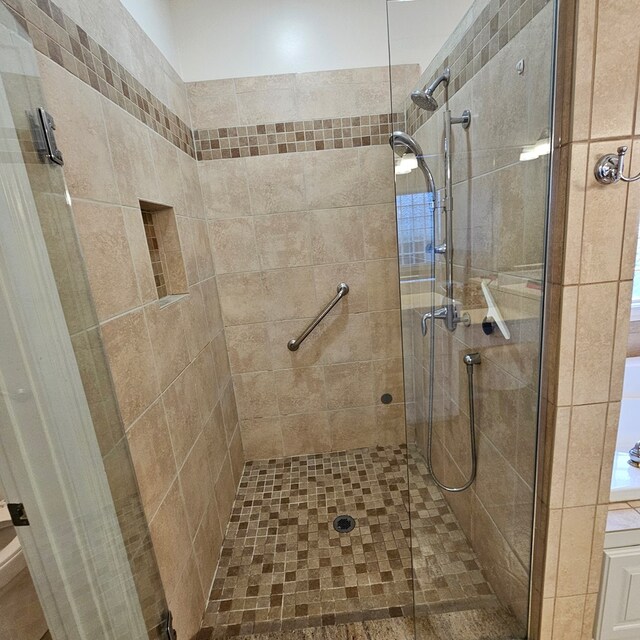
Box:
596;533;640;639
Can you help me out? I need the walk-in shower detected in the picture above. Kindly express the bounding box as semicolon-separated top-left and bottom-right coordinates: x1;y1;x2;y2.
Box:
0;0;557;638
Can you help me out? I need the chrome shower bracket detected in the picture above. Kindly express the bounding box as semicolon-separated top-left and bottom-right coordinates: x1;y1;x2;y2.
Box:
594;145;640;184
451;109;471;129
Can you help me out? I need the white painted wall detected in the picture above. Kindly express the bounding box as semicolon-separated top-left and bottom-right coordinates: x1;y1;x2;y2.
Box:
168;0;388;82
119;0;181;73
387;0;475;71
120;0;475;83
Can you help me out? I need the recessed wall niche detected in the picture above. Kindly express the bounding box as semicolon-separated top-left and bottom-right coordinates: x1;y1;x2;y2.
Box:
139;201;187;301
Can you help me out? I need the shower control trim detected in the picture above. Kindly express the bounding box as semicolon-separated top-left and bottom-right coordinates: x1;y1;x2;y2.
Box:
421;305;470;335
421;306;448;335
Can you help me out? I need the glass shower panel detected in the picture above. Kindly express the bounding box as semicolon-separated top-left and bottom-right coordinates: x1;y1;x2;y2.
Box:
388;0;555;637
0;5;166;638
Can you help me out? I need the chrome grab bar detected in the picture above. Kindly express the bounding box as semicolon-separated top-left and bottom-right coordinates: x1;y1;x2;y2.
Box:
287;283;349;351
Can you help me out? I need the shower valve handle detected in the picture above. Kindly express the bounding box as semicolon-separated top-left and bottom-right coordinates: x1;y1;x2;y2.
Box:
421;306;448;335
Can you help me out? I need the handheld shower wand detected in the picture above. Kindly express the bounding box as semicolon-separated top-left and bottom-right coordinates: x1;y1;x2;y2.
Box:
389;131;436;195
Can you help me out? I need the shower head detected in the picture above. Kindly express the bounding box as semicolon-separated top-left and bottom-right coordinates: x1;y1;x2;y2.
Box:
389;131;436;194
389;130;423;158
411;68;450;111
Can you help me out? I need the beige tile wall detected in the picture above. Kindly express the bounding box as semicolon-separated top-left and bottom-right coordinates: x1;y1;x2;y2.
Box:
627;320;640;357
191;67;417;460
398;4;554;629
188;66;418;131
534;1;640;638
36;53;244;640
4;48;171;636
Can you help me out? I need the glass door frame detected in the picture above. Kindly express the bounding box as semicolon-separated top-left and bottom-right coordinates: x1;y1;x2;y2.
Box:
0;7;148;638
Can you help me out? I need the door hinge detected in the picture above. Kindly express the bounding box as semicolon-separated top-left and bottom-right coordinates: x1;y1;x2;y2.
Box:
7;502;30;527
29;107;64;166
164;610;177;640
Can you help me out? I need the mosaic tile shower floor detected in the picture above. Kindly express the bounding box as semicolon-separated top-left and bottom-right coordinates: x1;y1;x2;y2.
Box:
200;445;507;638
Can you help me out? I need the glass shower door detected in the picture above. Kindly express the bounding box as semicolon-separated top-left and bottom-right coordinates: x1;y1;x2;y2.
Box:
0;5;166;638
388;0;556;638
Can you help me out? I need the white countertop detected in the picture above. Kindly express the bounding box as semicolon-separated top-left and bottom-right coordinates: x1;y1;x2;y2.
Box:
610;452;640;502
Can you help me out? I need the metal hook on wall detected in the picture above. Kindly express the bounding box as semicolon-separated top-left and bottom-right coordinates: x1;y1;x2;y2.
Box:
594;145;640;185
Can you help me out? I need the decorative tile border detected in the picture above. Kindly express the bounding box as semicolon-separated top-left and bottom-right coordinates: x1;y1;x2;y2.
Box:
1;0;403;161
0;0;553;161
194;113;404;160
406;0;551;134
2;0;196;157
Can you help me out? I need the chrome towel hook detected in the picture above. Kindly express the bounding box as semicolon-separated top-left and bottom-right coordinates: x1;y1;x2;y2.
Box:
594;146;640;185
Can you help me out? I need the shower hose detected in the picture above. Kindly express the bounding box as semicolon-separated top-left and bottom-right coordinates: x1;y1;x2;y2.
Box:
426;335;481;493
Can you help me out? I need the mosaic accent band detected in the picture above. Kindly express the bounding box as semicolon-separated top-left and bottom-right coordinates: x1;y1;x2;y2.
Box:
194;113;404;161
2;0;196;157
5;0;553;159
2;0;552;160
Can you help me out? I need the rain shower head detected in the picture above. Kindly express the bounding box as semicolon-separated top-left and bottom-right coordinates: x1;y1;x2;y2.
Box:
410;68;450;111
389;130;423;158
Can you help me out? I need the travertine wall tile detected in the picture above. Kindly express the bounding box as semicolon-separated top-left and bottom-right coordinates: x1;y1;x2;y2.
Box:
580;141;631;283
572;282;617;405
36;48;244;637
590;0;640;140
563;404;608;507
538;2;640;637
195;66;404;458
570;2;596;142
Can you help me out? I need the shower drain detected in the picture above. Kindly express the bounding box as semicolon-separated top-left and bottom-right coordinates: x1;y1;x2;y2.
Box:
333;515;356;533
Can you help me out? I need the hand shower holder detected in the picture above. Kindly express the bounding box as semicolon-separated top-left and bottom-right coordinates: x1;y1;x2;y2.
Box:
594;146;640;185
451;109;471;129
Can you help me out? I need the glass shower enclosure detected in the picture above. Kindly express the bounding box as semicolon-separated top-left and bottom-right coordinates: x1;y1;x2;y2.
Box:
0;5;165;638
388;0;555;637
0;0;558;637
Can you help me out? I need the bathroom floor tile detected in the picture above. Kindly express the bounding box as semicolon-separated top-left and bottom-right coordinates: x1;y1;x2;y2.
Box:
195;608;524;640
201;445;501;638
